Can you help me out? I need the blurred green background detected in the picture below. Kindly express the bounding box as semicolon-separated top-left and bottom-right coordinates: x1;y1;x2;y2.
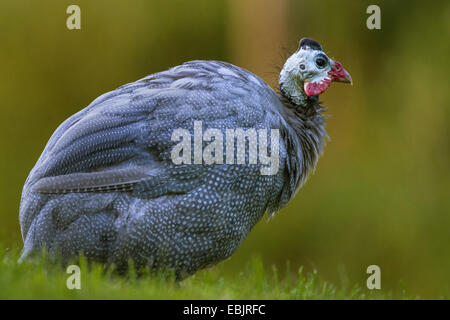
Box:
0;0;449;298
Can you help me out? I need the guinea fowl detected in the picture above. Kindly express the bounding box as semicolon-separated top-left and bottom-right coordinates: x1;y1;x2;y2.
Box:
19;38;351;278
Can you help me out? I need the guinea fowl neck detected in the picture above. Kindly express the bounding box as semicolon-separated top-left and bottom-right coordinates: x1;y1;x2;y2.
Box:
277;84;328;200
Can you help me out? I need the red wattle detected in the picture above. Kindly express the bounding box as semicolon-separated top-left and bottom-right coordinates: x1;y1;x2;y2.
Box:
304;77;331;96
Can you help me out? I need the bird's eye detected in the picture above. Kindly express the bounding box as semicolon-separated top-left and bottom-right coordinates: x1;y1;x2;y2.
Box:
315;56;328;68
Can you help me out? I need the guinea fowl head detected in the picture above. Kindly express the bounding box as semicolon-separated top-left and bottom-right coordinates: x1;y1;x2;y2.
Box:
276;38;352;205
279;38;352;104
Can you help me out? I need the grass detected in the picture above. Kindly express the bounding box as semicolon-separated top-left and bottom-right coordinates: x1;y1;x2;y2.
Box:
0;244;412;300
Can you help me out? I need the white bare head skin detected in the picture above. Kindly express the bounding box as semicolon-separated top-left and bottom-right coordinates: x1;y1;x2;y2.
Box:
279;38;352;105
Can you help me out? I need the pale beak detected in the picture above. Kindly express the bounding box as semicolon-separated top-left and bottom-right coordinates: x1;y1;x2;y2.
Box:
329;61;352;85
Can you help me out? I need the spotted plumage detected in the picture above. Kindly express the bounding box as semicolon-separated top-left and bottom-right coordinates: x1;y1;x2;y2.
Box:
19;39;351;278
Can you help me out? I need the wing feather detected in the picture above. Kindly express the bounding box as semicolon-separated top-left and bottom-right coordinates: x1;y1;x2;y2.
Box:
27;61;285;197
32;166;152;194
